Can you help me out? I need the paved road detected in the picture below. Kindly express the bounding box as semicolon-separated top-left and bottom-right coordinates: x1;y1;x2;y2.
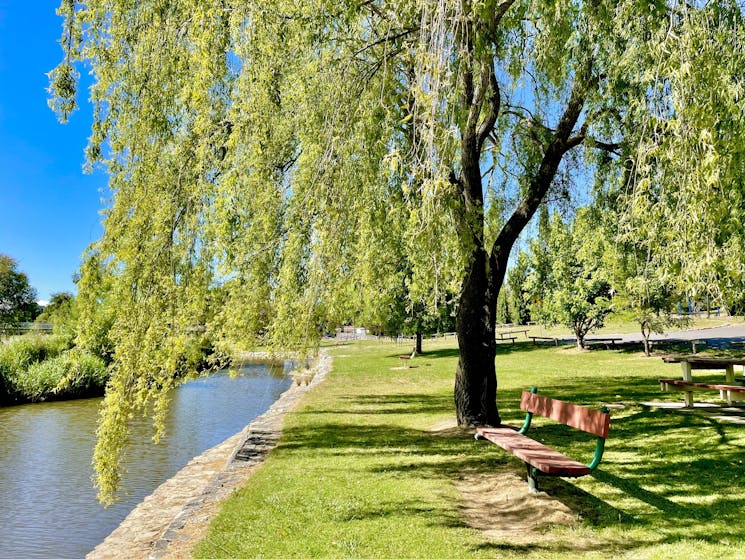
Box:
585;323;745;350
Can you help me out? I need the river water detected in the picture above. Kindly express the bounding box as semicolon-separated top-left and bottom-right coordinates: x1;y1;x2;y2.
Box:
0;361;292;559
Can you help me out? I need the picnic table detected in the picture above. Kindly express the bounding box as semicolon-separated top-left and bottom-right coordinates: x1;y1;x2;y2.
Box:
662;356;745;383
660;356;745;406
529;335;560;346
496;329;529;339
584;336;623;348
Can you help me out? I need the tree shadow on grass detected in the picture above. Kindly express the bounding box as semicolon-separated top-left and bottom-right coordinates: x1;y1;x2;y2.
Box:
303;392;455;417
410;347;460;360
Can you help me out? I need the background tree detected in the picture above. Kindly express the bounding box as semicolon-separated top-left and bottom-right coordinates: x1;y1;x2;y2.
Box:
36;291;79;339
0;254;40;327
505;252;532;326
526;209;613;349
619;274;685;356
49;0;745;502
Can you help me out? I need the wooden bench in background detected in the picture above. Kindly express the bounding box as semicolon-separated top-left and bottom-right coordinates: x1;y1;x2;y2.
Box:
497;329;529;341
475;388;611;492
398;350;416;367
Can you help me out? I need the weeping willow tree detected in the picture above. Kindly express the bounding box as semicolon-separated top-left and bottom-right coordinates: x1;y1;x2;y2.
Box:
50;0;745;502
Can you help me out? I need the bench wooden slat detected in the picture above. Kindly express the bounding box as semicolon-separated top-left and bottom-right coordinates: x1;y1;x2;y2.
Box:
521;391;610;438
475;427;592;477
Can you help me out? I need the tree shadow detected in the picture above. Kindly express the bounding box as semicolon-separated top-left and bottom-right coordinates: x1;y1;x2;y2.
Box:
416;347;460;360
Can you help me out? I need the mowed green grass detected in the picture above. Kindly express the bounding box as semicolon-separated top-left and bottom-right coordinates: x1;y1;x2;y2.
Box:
195;338;745;559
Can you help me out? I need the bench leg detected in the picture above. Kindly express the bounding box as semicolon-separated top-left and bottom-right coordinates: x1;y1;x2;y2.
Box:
527;464;539;493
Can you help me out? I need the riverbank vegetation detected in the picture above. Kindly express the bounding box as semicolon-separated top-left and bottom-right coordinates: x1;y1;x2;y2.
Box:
196;338;745;559
0;328;224;406
0;335;106;404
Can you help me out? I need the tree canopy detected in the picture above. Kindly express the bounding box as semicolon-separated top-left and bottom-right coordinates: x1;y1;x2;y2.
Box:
0;254;39;327
50;0;745;502
36;291;79;338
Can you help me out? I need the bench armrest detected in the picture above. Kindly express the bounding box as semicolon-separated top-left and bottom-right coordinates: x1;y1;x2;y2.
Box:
587;437;606;470
518;386;539;434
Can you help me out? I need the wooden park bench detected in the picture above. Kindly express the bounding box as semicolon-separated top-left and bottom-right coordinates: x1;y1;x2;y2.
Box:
475;388;611;492
398;349;416;367
529;335;560;346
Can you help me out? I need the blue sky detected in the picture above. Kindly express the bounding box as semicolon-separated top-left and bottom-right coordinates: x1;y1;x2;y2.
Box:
0;1;104;302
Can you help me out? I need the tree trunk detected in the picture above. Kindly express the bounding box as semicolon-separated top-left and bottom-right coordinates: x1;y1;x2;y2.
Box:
451;48;592;427
415;330;422;355
454;246;499;426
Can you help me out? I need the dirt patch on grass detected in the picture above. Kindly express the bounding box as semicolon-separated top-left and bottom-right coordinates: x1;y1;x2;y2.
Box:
456;472;577;542
428;419;475;438
427;420;580;543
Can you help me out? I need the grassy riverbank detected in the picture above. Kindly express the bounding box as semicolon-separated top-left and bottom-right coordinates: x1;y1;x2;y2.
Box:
196;337;744;558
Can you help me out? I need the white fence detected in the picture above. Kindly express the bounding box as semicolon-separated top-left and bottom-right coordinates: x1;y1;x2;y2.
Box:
0;322;54;336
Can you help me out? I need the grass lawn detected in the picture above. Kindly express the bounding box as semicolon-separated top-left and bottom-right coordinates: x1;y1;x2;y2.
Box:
195;338;745;559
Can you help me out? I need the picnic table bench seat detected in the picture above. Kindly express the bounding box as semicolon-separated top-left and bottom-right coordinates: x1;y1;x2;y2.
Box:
659;378;745;404
475;388;610;492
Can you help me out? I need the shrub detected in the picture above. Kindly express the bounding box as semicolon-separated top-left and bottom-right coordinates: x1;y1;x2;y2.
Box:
15;351;108;402
176;334;231;378
0;335;72;402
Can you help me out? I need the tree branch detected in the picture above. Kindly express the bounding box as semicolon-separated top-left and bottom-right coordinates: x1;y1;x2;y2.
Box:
488;55;595;299
476;64;500;152
587;138;622;155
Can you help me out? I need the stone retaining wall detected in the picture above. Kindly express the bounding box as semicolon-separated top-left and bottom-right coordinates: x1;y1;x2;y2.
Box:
87;351;331;559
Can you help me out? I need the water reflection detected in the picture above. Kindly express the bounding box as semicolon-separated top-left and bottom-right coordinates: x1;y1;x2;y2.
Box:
0;362;291;559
